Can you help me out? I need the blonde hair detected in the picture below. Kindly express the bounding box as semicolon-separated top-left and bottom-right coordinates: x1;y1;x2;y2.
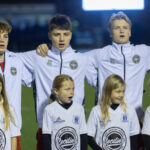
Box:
100;74;127;124
0;20;12;33
108;11;132;31
49;74;74;104
0;74;15;130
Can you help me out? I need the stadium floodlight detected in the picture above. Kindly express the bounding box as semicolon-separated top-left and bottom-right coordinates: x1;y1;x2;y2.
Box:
82;0;144;10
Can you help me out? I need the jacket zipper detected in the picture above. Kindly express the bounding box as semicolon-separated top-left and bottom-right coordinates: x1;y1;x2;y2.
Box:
59;52;63;74
121;46;126;80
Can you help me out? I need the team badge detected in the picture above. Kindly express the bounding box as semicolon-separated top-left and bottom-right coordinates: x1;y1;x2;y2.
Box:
132;55;140;64
69;60;78;70
47;60;52;66
0;129;6;150
122;114;128;122
73;116;79;124
102;127;127;150
110;58;115;64
10;67;17;75
55;126;78;150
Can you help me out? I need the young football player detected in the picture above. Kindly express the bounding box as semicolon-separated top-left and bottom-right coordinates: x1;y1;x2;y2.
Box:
0;20;32;150
42;74;87;150
87;74;140;150
19;14;88;150
0;74;20;150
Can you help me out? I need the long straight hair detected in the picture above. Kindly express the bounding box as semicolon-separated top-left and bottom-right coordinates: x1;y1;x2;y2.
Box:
0;74;15;130
100;74;127;124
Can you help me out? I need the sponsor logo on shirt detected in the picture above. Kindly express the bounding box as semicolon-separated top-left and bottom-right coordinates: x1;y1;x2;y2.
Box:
102;127;127;150
55;126;78;150
132;55;140;64
69;60;78;70
47;60;52;66
73;116;79;124
54;117;65;123
10;67;17;75
0;129;6;150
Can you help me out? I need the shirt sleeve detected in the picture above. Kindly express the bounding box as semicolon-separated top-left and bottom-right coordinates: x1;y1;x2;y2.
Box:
42;107;52;134
85;50;98;88
17;50;35;73
87;107;98;137
142;106;150;135
21;63;34;87
129;107;140;136
9;106;21;137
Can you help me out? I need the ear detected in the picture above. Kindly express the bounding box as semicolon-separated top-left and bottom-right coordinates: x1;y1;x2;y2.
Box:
53;88;58;95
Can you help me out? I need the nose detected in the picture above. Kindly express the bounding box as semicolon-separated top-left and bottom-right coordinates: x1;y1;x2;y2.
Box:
60;34;64;41
120;27;124;33
120;92;124;97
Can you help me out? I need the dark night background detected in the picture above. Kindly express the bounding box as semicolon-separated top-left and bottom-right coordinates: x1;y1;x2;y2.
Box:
0;0;150;51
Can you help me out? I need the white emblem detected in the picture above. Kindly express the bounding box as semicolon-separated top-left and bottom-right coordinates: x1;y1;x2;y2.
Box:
47;60;52;66
102;127;127;150
132;55;140;64
10;67;17;75
0;129;6;150
70;60;78;70
55;126;78;150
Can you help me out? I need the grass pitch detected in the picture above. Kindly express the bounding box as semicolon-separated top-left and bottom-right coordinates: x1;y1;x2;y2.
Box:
21;73;150;150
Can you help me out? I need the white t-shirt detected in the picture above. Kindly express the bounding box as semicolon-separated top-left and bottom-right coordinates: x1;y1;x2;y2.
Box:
142;106;150;135
87;104;140;150
42;101;87;150
0;105;20;150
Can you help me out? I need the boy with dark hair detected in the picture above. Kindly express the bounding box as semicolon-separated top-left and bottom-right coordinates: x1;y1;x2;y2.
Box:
19;14;88;150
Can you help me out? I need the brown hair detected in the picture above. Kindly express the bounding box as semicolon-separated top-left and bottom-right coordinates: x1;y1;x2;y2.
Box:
49;74;74;103
48;14;72;32
0;20;12;33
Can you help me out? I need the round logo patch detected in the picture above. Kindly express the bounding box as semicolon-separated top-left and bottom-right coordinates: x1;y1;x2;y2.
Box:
0;129;6;150
102;127;127;150
10;67;17;75
55;126;78;150
69;61;78;70
132;55;140;64
110;58;115;64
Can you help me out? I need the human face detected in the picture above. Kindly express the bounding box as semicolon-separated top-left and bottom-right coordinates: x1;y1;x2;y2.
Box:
55;80;74;104
49;29;72;51
110;19;131;44
111;86;125;104
0;31;8;56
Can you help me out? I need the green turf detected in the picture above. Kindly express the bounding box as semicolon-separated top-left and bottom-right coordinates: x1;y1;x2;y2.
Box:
21;73;150;150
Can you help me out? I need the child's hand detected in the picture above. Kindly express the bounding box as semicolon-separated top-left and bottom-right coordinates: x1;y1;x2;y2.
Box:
36;44;49;57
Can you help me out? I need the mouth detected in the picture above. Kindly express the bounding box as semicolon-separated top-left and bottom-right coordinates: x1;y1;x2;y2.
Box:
120;35;125;38
59;43;65;48
0;44;5;48
68;96;73;100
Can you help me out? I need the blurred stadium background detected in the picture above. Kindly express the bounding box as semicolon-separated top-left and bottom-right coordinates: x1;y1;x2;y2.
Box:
1;0;150;149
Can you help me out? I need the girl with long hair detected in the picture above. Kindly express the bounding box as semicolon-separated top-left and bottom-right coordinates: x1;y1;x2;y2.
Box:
0;74;20;150
87;74;140;150
42;74;87;150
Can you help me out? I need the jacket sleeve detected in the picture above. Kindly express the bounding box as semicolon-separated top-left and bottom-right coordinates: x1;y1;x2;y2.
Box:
85;50;98;88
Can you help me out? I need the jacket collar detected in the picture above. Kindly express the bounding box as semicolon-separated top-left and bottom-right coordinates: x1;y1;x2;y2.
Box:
51;45;73;55
112;42;133;55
